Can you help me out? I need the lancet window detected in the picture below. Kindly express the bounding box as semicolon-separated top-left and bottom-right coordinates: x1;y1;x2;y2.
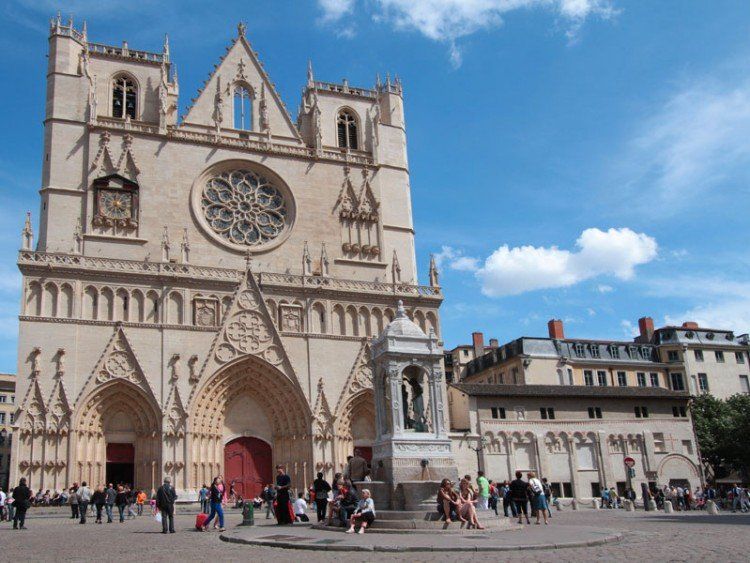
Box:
112;74;137;119
337;109;359;149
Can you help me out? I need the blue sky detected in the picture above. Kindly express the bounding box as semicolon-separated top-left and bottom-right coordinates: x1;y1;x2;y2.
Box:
1;0;749;371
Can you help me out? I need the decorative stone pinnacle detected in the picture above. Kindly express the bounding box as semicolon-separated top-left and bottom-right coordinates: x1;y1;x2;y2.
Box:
396;300;406;318
237;21;247;37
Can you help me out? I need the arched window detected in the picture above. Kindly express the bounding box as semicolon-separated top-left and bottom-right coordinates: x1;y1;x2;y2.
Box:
337;109;358;150
233;84;252;130
112;74;137;119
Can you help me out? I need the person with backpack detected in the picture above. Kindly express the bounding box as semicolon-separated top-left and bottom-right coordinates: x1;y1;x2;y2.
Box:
488;480;500;516
527;472;548;525
92;485;106;524
77;481;92;524
731;484;743;513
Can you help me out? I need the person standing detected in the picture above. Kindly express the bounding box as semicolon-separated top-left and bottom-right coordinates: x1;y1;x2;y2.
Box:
541;478;554;518
0;487;6;521
476;471;490;511
274;465;294;525
92;485;106;524
199;484;210;514
262;483;276;519
104;483;116;523
156;476;177;534
346;450;368;483
69;485;79;519
115;485;128;523
77;481;92;524
136;490;147;516
11;478;32;530
509;471;530;525
312;472;331;522
488;480;499;516
501;481;516;518
202;477;226;532
527;472;548;525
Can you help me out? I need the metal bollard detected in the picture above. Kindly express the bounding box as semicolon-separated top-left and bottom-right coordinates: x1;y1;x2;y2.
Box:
240;502;255;526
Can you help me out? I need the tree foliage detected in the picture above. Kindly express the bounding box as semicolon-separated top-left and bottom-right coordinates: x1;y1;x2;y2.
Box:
692;393;750;482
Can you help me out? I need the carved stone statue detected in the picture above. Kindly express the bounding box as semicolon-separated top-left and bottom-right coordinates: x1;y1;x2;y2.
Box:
410;379;427;432
401;383;411;429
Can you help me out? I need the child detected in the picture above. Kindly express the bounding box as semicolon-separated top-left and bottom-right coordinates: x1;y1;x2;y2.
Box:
294;491;309;522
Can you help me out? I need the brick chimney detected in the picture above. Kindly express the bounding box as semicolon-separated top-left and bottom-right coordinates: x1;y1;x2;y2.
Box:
682;321;699;329
638;317;654;342
547;319;565;340
489;338;499;348
472;332;485;358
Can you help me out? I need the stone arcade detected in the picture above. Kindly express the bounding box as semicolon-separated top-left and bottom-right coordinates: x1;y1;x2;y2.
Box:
11;18;443;498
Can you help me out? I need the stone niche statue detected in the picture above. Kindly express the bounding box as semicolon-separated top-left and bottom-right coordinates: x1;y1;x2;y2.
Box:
370;301;458;501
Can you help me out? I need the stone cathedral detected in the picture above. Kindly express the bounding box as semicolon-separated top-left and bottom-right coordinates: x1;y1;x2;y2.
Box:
11;17;444;498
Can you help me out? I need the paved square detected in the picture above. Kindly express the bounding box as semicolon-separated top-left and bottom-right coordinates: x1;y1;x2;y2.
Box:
2;508;750;562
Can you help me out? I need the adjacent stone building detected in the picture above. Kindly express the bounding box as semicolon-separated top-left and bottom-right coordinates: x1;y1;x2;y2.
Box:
448;319;703;499
0;374;15;490
11;18;443;498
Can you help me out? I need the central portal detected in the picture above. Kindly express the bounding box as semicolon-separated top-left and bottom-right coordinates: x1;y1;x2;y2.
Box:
106;442;135;486
224;437;272;499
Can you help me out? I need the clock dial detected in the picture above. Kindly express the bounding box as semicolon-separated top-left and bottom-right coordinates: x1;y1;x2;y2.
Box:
99;190;132;220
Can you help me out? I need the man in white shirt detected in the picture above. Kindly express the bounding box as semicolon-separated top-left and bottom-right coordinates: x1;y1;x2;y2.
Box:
293;492;309;522
0;489;6;521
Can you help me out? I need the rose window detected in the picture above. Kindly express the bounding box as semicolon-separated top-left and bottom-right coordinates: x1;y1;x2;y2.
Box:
201;169;288;247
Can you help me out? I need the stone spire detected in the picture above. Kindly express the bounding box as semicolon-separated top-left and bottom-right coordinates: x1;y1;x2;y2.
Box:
259;82;269;131
22;212;33;251
428;254;440;287
307;59;314;88
73;217;83;255
391;249;401;284
161;226;170;262
213;75;224;139
320;243;330;277
302;241;312;276
180;228;190;263
163;33;170;62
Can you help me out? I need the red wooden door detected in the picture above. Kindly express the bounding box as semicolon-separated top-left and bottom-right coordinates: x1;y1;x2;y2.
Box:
224;437;272;499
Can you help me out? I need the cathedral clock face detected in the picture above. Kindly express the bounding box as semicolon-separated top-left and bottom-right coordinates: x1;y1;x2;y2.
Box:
98;190;133;220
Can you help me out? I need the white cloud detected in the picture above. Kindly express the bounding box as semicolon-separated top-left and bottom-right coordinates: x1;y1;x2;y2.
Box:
625;76;750;206
474;227;657;297
587;307;596;316
433;245;480;271
597;284;613;293
620;319;638;337
318;0;356;23
318;0;616;65
660;277;750;333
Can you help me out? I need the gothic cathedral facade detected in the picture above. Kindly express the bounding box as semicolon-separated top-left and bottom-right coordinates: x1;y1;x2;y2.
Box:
11;18;442;497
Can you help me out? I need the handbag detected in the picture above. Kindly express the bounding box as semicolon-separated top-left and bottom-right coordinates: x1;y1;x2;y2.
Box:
155;511;162;523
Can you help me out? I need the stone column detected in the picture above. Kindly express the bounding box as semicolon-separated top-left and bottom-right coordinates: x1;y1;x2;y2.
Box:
535;433;549;478
567;436;580;498
597;431;614;489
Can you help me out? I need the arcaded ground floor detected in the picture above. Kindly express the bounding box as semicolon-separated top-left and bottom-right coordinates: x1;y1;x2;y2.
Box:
2;506;749;561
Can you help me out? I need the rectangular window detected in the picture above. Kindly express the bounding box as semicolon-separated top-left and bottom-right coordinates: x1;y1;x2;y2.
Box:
462;349;468;357
617;371;627;386
610;346;620;359
590;345;600;359
637;372;646;387
562;482;573;498
0;395;5;403
694;350;703;362
670;372;685;391
736;352;745;364
597;370;608;386
574;343;585;358
511;367;519;384
0;413;4;424
550;482;562;498
641;406;649;418
715;351;725;363
635;406;642;418
491;407;506;420
567;368;574;385
650;373;660;387
540;407;555;420
9;413;14;424
698;373;709;393
668;350;680;362
584;370;594;386
672;406;687;418
740;375;750;394
591;482;601;498
588;407;602;419
682;440;694;455
653;433;666;453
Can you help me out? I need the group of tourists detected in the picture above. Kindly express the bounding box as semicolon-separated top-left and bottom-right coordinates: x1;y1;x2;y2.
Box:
66;482;152;524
